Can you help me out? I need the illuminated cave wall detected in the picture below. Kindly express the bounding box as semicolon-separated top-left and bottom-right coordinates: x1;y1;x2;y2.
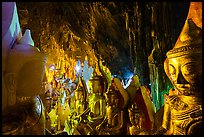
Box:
17;2;189;110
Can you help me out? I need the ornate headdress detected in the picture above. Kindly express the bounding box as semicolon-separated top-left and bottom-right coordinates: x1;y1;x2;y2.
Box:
166;2;202;59
104;78;129;109
128;103;141;114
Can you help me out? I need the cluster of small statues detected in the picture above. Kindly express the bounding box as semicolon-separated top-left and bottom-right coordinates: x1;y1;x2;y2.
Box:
42;53;156;135
2;2;202;135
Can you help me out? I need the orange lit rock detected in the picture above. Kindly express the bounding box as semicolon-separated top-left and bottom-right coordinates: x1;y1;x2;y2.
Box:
187;2;202;29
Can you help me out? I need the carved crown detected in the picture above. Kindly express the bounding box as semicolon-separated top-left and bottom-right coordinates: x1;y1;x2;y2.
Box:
167;2;202;59
166;19;202;58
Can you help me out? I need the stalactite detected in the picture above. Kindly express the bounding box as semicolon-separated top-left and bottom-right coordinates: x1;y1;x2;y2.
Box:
17;2;183;113
148;2;174;111
129;2;151;86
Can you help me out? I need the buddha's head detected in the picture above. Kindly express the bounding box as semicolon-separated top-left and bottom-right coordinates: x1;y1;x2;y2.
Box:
128;103;143;127
105;78;129;109
89;74;104;95
164;18;202;97
105;84;119;107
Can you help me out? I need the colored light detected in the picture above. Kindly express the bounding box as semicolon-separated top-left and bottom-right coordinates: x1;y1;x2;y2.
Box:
123;74;134;89
75;65;81;73
49;65;55;71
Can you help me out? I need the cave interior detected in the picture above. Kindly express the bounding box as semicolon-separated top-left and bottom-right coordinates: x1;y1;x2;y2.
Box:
3;2;191;135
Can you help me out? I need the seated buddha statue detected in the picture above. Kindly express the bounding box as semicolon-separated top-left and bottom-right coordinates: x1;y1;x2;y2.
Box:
126;75;155;133
2;2;47;135
154;2;202;135
88;73;106;121
96;78;129;135
128;103;145;135
74;77;87;116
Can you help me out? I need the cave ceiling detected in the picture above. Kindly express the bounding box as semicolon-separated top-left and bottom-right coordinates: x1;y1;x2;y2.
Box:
16;2;189;80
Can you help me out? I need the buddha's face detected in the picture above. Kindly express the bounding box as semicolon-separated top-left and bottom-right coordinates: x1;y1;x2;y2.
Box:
105;89;118;107
166;53;202;96
129;110;142;126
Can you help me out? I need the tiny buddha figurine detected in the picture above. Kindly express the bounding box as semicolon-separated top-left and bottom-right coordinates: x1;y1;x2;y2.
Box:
54;82;61;95
126;75;155;133
44;90;52;113
154;2;202;135
96;78;129;135
88;72;106;120
128;103;144;135
51;91;58;108
74;77;87;115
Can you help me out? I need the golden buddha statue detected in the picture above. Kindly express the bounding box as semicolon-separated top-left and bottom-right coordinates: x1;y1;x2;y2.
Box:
128;103;144;135
74;77;87;115
96;78;129;135
44;90;52;113
126;75;155;133
51;91;58;108
154;2;202;135
88;73;106;119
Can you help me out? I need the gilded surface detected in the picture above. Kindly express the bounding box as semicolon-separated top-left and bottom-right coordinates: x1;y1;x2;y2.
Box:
3;2;202;135
155;2;202;135
96;80;125;135
128;104;144;135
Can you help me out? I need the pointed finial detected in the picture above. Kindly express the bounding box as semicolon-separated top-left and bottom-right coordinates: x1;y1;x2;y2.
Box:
18;29;34;46
173;19;202;49
166;2;202;58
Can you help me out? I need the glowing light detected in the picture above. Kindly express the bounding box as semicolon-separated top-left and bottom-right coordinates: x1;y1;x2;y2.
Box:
61;91;66;106
75;60;81;76
123;74;134;89
49;65;55;71
75;65;81;73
